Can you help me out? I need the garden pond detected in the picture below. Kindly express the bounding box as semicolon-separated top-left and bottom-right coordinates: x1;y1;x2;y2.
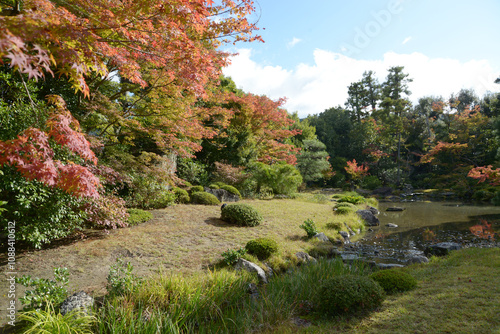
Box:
344;200;500;264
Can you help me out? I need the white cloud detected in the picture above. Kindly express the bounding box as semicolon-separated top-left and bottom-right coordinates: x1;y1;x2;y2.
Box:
287;37;302;49
223;49;499;118
402;36;412;45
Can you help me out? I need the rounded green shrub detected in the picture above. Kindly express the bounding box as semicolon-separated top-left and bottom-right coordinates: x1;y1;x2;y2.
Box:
318;275;385;315
213;181;227;188
221;203;262;227
369;269;417;294
208;184;220;189
335;206;354;215
172;187;190;204
220;185;242;198
334;202;356;209
127;208;153;226
245;238;279;260
337;195;366;205
189;185;204;194
190;192;220;205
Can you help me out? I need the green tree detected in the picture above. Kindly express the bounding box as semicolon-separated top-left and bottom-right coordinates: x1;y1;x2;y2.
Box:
377;66;413;186
296;139;331;183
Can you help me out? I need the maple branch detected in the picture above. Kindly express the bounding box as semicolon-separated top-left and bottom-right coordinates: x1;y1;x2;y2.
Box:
18;72;40;126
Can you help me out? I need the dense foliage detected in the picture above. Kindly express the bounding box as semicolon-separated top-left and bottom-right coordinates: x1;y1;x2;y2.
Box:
317;274;385;315
369;269;418;294
220;203;262;227
190;192;221;206
245;238;279;260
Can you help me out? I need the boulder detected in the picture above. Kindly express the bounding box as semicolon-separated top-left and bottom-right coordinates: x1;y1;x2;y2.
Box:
424;242;462;257
313;232;330;242
60;291;94;316
356;209;380;226
235;259;268;284
204;188;239;202
376;263;405;269
339;231;350;244
386;207;405;212
406;255;429;264
366;206;380;215
295;251;317;264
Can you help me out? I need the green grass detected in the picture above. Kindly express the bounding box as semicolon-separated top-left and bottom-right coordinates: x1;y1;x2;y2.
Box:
268;247;500;334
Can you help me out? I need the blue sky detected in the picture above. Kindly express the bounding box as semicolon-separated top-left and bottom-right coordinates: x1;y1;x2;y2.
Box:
222;0;500;117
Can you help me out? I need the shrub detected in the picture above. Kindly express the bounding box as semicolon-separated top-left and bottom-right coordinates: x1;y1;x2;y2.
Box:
172;187;190;204
16;267;69;311
361;175;383;190
189;185;205;194
221;247;247;266
326;221;343;230
335;206;354;215
208;183;220;189
245;238;279;260
337;195;366;205
127;209;153;226
220;185;242;198
190;192;221;205
221;203;262;227
299;219;319;238
317;275;385;315
369;269;417;294
0;170;85;249
106;259;143;297
334;202;356;209
213;181;227;188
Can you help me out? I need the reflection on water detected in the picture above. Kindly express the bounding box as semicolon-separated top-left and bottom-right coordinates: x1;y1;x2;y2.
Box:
357;201;500;263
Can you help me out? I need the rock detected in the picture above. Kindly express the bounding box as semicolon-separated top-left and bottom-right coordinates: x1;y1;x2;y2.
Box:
295;251;317;264
376;263;405;269
204;188;240;202
235;259;268;284
386;223;398;228
366;206;380;215
356;209;380;226
386;207;405;211
313;232;330;242
406;255;429;264
339;231;350;244
60;291;94;316
344;223;356;236
340;253;360;263
424;242;462;257
247;283;259;300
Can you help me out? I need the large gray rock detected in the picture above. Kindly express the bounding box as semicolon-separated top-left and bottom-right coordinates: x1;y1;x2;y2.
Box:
356;209;380;226
204;188;240;202
235;259;268;284
406;255;429;265
424;242;462;257
60;291;94;316
376;263;405;269
313;232;330;242
366;206;380;215
295;251;317;264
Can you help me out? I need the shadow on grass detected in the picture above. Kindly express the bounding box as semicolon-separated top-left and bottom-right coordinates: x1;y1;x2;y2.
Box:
204;217;251;228
285;235;309;242
0;229;108;267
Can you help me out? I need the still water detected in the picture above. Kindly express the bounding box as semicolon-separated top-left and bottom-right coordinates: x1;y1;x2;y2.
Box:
354;201;500;264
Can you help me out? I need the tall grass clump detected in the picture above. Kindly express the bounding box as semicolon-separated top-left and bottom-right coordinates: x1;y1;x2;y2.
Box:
19;301;95;334
96;269;266;333
264;258;372;314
